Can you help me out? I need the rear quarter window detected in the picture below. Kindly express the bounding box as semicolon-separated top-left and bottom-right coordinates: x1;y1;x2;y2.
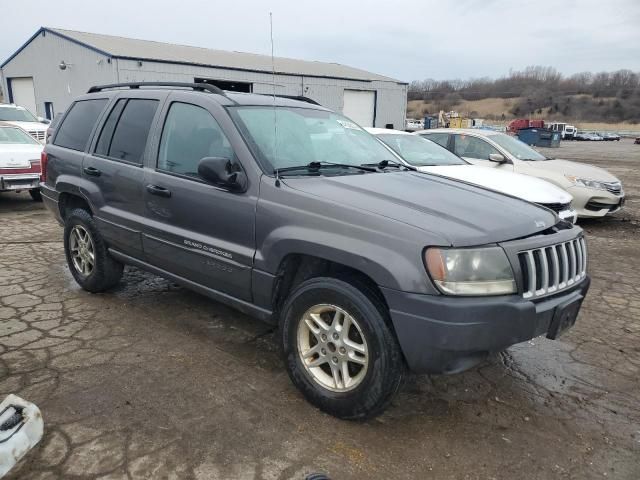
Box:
53;99;108;151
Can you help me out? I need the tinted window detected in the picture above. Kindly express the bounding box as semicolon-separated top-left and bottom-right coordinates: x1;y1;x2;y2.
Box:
96;99;158;163
158;103;234;176
420;132;449;148
453;135;500;160
54;99;108;151
95;99;126;157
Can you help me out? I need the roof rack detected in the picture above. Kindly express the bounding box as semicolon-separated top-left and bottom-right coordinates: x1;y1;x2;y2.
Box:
259;94;321;106
87;82;226;95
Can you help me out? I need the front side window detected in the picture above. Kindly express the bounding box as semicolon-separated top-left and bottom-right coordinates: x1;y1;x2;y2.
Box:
232;107;395;172
158;102;234;176
95;99;158;164
453;135;500;160
376;134;466;166
0;126;40;145
489;133;547;161
54;99;108;151
0;107;38;122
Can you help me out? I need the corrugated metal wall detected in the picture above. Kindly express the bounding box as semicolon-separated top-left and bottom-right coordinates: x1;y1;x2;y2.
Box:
1;31;117;117
2;33;407;128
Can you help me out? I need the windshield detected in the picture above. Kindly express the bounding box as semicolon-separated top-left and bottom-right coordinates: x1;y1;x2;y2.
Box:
376;134;466;166
0;107;38;122
232;107;398;172
0;126;40;145
489;133;547;161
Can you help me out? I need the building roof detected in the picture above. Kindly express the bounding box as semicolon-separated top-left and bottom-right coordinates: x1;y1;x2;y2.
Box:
2;27;405;84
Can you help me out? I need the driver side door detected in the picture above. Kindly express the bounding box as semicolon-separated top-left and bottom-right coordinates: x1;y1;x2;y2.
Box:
141;96;257;301
452;134;513;171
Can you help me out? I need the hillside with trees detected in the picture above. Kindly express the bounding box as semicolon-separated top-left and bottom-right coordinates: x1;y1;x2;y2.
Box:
407;66;640;124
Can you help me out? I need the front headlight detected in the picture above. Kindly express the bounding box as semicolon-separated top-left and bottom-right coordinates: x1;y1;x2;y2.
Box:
565;175;606;190
424;247;516;296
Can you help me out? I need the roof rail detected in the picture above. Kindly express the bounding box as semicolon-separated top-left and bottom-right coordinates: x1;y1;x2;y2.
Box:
259;94;321;106
87;82;226;95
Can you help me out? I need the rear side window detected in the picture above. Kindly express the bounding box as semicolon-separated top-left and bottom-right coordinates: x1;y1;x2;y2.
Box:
157;102;234;177
420;132;449;148
54;99;108;151
95;99;158;164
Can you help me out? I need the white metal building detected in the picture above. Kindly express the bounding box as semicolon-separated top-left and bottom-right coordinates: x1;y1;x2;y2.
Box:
1;27;407;128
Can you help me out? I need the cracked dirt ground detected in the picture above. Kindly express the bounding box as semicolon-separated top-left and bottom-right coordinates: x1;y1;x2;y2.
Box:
1;139;639;479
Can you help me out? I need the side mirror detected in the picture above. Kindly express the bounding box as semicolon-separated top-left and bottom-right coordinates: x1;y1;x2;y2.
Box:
37;117;51;125
488;153;506;163
198;157;247;192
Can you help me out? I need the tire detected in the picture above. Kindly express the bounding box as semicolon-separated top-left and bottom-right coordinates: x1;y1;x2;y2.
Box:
281;276;404;420
29;188;42;202
63;208;123;293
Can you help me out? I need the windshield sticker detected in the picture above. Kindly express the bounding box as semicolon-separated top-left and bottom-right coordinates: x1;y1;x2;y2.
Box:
336;119;361;130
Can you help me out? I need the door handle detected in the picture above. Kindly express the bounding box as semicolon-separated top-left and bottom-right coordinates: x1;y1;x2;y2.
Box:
146;184;171;198
83;166;101;177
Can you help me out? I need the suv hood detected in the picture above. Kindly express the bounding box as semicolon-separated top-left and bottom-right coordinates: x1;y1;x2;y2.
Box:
528;159;619;182
420;164;572;204
283;171;558;247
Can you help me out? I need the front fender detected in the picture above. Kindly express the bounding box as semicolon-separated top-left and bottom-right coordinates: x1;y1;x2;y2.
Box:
255;225;437;294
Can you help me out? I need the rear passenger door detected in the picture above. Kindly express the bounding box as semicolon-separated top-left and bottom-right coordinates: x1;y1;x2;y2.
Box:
141;95;257;301
83;92;165;257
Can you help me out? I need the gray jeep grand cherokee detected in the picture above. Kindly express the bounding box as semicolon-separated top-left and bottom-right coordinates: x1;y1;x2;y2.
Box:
41;82;590;419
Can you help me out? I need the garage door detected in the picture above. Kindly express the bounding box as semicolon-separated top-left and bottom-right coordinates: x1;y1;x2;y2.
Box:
342;90;375;127
10;77;37;116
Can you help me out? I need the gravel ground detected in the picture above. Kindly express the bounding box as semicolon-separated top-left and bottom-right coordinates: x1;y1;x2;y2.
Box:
1;139;639;479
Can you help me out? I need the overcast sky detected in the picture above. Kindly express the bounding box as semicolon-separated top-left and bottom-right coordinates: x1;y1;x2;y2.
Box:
3;0;639;82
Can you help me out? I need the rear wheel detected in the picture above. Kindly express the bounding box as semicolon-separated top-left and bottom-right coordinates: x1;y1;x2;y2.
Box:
64;208;123;292
281;276;404;420
29;188;42;202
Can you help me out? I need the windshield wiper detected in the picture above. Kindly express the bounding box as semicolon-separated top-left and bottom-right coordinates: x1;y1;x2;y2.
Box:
361;159;417;171
274;161;376;176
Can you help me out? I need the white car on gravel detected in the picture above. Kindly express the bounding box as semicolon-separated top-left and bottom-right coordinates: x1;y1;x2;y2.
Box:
367;128;577;223
418;128;624;218
0;122;43;201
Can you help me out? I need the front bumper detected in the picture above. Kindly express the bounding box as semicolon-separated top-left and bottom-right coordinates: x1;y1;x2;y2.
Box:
0;174;40;192
569;186;625;218
382;276;590;374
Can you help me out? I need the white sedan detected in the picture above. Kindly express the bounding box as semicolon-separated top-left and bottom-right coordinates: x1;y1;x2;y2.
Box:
0;122;43;201
366;128;577;223
418;128;624;218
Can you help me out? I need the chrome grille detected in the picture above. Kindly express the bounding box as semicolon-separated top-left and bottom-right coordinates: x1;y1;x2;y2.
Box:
519;237;587;299
28;130;46;142
603;181;622;195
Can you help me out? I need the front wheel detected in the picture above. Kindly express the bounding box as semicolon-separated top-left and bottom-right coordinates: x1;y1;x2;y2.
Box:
281;277;404;420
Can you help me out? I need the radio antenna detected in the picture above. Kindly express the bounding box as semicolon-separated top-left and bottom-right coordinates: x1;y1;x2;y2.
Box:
270;12;281;187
